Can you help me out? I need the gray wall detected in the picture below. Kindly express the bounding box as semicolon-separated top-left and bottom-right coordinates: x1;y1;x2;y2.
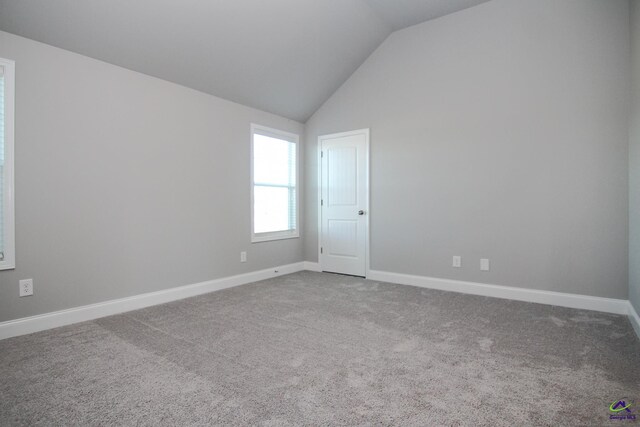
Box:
0;31;304;322
631;0;640;313
305;0;630;299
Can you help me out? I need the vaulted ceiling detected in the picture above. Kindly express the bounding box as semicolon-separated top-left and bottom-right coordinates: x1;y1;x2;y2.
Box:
0;0;490;122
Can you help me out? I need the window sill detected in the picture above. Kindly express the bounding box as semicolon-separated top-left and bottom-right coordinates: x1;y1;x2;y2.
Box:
0;261;16;271
251;232;300;243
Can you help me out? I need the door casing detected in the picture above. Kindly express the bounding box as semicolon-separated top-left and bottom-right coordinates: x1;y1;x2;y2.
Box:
318;128;370;277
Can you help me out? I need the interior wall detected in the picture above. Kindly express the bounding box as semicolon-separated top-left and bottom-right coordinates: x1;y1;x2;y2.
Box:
0;31;304;323
305;0;630;299
631;0;640;313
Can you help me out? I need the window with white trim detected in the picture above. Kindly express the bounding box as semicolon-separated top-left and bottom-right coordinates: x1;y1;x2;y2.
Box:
251;124;299;242
0;58;15;270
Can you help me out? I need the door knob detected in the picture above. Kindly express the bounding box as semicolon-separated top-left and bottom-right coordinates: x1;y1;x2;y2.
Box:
358;210;365;216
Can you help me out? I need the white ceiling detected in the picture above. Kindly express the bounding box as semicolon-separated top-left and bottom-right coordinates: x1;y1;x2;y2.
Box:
0;0;491;122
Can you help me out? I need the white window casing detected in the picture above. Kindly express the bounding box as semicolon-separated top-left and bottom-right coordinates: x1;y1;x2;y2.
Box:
250;124;299;243
0;58;15;270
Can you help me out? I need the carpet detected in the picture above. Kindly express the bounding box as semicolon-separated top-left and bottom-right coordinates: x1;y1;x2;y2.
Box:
1;271;638;425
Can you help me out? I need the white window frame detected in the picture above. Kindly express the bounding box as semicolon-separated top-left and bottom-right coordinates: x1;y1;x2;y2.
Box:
0;57;15;270
250;123;299;243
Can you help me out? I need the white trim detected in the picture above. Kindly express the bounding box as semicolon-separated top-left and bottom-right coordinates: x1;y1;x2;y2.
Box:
0;57;15;270
318;128;370;277
251;232;299;243
3;264;636;341
629;302;640;339
303;261;321;272
250;123;300;243
0;262;305;340
367;270;629;315
317;139;322;265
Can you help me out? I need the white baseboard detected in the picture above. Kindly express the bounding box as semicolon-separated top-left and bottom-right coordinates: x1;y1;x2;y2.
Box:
4;263;638;342
0;262;305;341
303;261;321;272
367;270;629;315
629;302;640;339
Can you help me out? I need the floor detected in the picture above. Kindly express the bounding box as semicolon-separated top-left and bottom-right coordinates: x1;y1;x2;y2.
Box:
1;271;639;426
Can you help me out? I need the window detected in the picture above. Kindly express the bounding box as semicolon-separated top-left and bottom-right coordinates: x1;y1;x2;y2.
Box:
251;124;299;242
0;58;15;270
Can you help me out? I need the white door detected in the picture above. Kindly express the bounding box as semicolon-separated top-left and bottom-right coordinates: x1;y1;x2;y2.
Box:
319;129;369;277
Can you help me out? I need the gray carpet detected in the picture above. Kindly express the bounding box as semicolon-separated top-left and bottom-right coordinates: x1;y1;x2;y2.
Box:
1;271;639;426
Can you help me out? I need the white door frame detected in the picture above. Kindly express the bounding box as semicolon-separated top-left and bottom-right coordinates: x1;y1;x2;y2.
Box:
318;128;370;277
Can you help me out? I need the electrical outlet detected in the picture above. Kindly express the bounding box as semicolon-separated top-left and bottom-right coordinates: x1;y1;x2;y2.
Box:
480;259;490;272
19;279;33;297
452;256;462;268
240;251;247;263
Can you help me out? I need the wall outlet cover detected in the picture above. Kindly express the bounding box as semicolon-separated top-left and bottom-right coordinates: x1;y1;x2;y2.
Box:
453;256;462;268
19;279;34;297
